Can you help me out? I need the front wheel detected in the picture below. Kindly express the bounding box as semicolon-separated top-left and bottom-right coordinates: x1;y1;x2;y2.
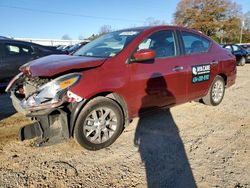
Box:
202;75;225;106
74;96;124;150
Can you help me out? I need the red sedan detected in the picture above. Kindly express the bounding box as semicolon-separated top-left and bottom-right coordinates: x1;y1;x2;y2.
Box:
6;26;236;150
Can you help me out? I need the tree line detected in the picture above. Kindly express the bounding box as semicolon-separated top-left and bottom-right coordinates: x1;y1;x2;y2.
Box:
62;0;250;44
174;0;250;43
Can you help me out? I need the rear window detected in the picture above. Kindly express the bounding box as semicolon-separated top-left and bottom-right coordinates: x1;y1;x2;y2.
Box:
232;45;241;52
181;31;210;55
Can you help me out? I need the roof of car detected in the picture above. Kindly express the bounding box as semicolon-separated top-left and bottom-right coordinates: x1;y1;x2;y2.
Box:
116;25;205;37
117;25;172;31
0;36;12;39
122;25;201;30
0;38;47;48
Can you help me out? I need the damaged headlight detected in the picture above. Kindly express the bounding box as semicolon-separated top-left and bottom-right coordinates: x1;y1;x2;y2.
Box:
21;73;82;111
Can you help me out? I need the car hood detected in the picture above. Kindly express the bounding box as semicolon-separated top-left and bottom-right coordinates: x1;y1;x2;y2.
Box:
21;55;107;77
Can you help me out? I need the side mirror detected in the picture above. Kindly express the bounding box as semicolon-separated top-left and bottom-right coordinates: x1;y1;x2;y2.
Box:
132;49;156;62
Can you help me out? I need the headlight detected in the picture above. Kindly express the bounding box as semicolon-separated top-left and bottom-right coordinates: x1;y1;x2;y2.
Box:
21;73;82;111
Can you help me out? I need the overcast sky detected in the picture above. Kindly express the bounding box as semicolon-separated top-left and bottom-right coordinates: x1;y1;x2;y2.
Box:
0;0;249;39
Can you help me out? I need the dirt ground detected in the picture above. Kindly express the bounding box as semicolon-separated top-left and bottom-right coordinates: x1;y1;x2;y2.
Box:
0;65;249;188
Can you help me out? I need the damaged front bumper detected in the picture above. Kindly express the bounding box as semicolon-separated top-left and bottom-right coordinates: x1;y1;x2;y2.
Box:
6;72;84;146
11;91;71;146
10;91;65;115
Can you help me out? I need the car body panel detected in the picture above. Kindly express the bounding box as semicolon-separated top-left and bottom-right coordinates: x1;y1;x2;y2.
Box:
25;55;107;77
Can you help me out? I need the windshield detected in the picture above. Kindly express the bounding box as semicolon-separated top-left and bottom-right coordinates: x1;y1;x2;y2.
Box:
73;30;141;58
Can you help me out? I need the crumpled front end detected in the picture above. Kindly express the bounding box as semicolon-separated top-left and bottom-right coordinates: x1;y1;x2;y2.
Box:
6;72;84;146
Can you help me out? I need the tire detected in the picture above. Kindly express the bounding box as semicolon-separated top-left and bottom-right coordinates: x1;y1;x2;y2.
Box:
238;57;246;66
74;96;124;150
202;75;225;106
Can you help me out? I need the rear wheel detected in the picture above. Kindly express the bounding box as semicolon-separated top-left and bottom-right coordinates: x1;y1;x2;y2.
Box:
202;75;225;106
239;57;246;66
74;96;124;150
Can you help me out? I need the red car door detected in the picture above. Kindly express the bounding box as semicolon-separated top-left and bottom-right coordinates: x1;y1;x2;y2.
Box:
129;30;188;113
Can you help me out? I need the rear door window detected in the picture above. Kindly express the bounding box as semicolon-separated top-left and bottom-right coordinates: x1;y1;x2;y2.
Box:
224;45;232;52
21;45;33;55
5;44;21;56
4;43;33;57
232;45;240;52
181;31;210;55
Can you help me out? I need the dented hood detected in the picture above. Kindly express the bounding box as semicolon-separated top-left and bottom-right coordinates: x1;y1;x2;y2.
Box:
21;55;107;77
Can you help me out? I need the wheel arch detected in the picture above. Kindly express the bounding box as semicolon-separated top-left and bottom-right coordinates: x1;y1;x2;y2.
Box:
69;92;129;136
218;73;227;86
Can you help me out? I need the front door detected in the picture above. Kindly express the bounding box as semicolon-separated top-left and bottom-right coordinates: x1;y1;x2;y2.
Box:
129;30;188;114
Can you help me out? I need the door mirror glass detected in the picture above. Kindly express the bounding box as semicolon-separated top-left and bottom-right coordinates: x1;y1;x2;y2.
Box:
132;49;156;62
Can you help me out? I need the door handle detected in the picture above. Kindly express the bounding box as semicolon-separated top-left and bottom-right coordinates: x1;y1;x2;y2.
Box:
172;66;184;71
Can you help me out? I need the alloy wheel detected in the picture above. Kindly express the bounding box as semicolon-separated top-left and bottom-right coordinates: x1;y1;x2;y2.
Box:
83;107;118;144
212;80;224;103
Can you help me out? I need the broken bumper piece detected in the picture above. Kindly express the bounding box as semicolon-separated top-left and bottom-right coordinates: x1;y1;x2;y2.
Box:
19;109;70;147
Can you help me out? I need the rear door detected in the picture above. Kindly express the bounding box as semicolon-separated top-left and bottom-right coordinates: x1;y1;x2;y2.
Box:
178;30;217;100
231;45;245;61
129;29;188;113
0;43;4;80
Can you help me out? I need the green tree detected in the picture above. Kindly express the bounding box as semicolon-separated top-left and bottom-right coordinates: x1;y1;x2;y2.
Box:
173;0;243;43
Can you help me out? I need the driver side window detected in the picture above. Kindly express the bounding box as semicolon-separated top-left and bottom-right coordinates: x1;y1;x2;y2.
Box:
137;30;177;58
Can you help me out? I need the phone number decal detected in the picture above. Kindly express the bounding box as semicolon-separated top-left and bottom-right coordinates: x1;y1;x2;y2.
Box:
192;64;211;83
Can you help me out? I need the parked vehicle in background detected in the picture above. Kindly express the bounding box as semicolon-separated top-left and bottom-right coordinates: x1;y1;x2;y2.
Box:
238;44;250;53
238;44;250;62
222;44;249;66
61;45;73;54
0;39;66;86
56;45;66;50
0;36;11;39
67;42;89;54
6;26;236;150
44;45;59;50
